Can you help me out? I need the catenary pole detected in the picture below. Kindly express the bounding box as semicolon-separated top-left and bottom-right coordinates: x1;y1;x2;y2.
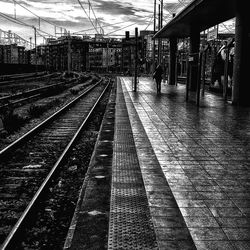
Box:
152;0;156;72
134;27;138;92
34;26;37;73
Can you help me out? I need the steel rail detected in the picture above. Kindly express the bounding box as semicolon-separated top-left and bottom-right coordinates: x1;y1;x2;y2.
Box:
0;94;42;110
0;78;103;160
0;78;79;111
0;72;46;81
0;72;59;86
0;81;64;102
1;79;110;250
0;74;89;104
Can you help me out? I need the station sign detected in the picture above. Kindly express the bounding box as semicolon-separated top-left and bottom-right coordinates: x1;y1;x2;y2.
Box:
207;26;218;41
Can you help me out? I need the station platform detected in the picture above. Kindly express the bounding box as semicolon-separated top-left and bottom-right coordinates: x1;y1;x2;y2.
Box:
109;77;250;250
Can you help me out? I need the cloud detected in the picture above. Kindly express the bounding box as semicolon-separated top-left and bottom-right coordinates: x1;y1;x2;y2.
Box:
0;0;157;41
94;0;138;16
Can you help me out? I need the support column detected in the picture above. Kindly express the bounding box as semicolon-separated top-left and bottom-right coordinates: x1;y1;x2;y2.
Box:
169;37;177;85
232;4;250;106
189;26;200;91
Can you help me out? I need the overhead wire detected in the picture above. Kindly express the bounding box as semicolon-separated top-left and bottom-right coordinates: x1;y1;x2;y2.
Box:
36;28;56;38
108;12;159;35
11;0;68;32
2;0;178;44
73;20;138;34
0;12;30;27
163;0;186;18
144;14;154;30
74;8;157;36
87;0;103;34
0;11;56;38
3;0;79;45
106;23;137;35
77;0;99;34
106;15;154;36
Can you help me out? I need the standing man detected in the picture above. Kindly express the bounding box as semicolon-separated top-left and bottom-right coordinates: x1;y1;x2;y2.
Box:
153;64;163;94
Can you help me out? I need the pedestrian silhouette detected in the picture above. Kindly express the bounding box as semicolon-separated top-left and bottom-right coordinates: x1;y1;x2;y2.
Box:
212;44;225;88
153;64;163;94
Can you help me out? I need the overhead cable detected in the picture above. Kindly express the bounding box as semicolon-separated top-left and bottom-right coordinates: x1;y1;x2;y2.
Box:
0;11;56;38
144;14;154;30
105;17;154;36
73;20;136;34
77;0;99;34
0;12;30;27
106;23;137;35
87;0;103;34
11;0;68;31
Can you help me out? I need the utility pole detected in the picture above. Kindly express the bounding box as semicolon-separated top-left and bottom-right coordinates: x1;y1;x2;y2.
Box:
106;39;109;73
67;32;71;75
152;0;156;73
160;0;165;82
161;0;163;29
134;27;138;92
158;4;161;64
33;26;37;73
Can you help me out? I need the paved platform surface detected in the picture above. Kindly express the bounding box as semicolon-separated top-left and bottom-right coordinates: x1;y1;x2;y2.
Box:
110;77;250;250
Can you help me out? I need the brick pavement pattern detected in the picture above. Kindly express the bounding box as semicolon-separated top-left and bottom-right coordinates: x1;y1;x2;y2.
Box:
112;76;250;250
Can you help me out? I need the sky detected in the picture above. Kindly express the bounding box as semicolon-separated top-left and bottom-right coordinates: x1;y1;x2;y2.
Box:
0;0;234;46
0;0;190;45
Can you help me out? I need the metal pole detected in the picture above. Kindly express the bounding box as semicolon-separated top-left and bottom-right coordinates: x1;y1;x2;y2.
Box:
152;0;156;72
163;43;166;83
186;53;190;101
122;42;124;74
196;52;202;106
160;0;164;80
201;50;207;96
175;50;178;86
134;27;138;92
67;33;71;75
158;4;161;64
34;26;37;73
210;40;216;87
223;44;229;101
106;40;109;73
161;0;163;29
201;31;207;96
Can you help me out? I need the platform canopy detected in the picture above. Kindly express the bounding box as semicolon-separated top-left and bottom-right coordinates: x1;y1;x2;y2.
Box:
154;0;237;38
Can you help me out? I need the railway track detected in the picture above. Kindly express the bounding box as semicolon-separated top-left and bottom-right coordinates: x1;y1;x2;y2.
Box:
0;73;62;103
0;79;78;111
0;77;111;249
0;72;47;82
0;73;93;111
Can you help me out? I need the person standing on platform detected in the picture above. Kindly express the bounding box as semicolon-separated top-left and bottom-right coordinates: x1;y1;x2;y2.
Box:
212;45;225;89
153;64;163;94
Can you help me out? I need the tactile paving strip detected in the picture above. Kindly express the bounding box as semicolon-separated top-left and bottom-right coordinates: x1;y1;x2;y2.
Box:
108;78;158;250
